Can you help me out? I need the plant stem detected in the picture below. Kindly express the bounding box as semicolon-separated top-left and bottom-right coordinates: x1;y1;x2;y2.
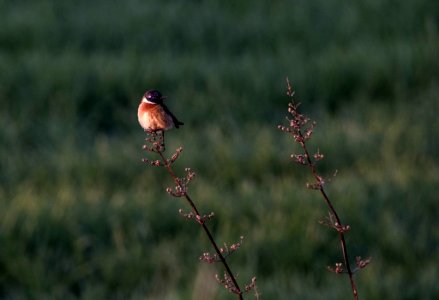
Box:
158;151;244;299
298;136;359;300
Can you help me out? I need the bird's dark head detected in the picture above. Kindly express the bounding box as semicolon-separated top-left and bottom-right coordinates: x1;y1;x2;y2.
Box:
143;90;166;104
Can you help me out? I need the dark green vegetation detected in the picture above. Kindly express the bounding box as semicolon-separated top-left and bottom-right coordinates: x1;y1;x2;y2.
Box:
1;0;439;299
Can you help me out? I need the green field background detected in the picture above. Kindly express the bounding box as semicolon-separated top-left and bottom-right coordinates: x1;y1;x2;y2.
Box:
1;0;438;299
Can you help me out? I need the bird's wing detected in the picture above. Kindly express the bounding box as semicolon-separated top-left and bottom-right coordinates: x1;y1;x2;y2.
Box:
162;104;184;128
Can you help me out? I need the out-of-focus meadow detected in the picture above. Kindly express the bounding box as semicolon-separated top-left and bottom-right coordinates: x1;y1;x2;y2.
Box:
1;0;438;299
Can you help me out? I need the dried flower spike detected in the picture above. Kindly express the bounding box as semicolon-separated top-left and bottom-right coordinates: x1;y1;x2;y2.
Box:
142;129;251;299
279;79;369;300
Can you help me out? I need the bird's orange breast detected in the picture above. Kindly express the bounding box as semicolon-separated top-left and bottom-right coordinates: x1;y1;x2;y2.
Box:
138;102;174;131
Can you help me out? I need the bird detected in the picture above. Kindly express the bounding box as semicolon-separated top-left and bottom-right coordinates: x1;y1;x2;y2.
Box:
138;90;183;151
138;89;184;132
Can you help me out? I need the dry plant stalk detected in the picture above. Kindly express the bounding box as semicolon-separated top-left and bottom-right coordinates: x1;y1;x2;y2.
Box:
142;131;259;299
278;79;370;300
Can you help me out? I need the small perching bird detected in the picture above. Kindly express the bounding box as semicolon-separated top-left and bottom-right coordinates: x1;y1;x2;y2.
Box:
138;90;184;131
138;90;183;150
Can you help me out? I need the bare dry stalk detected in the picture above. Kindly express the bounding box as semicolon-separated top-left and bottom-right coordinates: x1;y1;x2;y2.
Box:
278;78;370;300
142;131;259;299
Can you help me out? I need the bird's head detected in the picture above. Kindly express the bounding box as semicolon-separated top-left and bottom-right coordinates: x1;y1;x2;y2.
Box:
143;90;166;104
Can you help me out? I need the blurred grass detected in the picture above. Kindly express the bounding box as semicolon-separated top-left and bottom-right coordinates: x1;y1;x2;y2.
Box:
1;0;439;299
